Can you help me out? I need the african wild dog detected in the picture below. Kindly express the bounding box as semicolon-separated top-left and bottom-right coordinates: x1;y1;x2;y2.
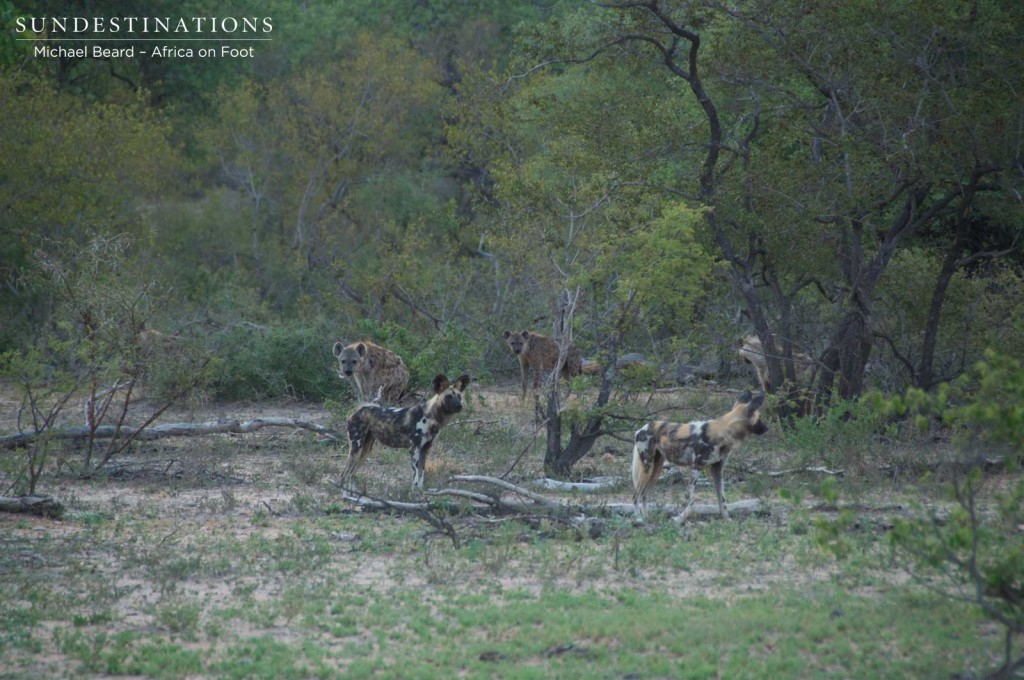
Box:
332;340;409;404
737;334;813;393
502;330;582;398
631;390;768;520
341;373;470;490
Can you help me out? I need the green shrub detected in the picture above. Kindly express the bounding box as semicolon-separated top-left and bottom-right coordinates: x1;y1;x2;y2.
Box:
865;350;1024;679
354;319;486;388
206;322;347;401
865;349;1024;454
774;395;885;471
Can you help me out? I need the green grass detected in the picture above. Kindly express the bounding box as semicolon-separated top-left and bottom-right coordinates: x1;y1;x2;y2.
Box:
0;501;1006;678
0;386;1017;678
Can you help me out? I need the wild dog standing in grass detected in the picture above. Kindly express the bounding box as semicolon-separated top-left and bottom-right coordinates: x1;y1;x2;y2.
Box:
341;373;470;490
332;340;409;404
631;390;768;520
502;330;582;398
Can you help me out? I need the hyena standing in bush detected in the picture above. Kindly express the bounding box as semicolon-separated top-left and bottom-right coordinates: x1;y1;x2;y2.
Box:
332;340;409;404
737;334;814;393
502;330;582;398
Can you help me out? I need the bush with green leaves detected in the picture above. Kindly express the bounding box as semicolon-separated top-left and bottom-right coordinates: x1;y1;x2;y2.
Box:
864;351;1024;679
353;319;486;390
865;350;1024;454
772;395;886;472
205;322;347;402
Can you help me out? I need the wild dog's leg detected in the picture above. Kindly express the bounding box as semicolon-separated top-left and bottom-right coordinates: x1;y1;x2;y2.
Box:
708;461;729;519
674;468;701;524
340;431;374;487
644;455;664;518
409;438;434;490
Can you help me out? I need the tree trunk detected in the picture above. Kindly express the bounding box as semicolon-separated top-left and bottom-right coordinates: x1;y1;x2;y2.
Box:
817;299;873;400
916;238;963;389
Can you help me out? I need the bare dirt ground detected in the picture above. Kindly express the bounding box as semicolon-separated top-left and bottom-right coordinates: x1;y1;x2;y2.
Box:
3;380;1016;678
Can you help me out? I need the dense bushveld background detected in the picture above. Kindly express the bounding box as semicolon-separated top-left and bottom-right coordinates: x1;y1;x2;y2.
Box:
1;1;1023;677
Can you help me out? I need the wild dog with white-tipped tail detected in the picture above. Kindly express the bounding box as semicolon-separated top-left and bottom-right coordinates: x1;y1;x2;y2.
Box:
631;390;768;520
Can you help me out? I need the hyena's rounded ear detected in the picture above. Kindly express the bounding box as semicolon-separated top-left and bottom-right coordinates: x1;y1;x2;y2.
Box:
356;342;367;357
432;374;450;394
503;330;512;340
333;341;344;357
454;374;470;391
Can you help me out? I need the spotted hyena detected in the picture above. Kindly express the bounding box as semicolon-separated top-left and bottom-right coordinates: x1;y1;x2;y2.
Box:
737;334;813;393
341;373;470;490
332;340;409;404
503;330;582;398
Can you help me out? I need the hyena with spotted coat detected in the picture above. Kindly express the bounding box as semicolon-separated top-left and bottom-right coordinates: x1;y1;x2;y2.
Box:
737;334;813;393
503;330;582;398
631;390;768;520
341;374;470;490
333;340;409;404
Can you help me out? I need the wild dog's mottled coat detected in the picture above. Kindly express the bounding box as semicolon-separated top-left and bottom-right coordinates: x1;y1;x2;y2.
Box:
502;330;582;398
332;340;409;404
737;334;813;393
631;390;768;519
341;373;470;490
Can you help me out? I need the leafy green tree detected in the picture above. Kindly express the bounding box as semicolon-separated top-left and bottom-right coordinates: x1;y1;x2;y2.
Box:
449;47;716;473
868;352;1024;679
507;0;1023;407
0;69;179;349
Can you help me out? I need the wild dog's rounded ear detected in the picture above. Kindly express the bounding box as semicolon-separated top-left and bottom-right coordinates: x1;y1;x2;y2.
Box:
356;342;367;357
432;374;449;394
454;374;470;391
737;389;753;404
333;341;344;357
746;392;766;415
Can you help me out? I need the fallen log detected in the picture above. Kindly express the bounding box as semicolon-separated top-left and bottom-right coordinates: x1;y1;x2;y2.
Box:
450;475;562;509
532;477;620;492
0;495;65;518
604;498;767;519
0;417;345;449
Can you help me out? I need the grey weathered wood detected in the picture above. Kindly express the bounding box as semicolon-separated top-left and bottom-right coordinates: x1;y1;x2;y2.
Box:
0;417;345;449
604;498;766;518
532;477;620;492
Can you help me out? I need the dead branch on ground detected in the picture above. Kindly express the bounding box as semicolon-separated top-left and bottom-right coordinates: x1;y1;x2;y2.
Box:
0;495;64;518
0;417;345;449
